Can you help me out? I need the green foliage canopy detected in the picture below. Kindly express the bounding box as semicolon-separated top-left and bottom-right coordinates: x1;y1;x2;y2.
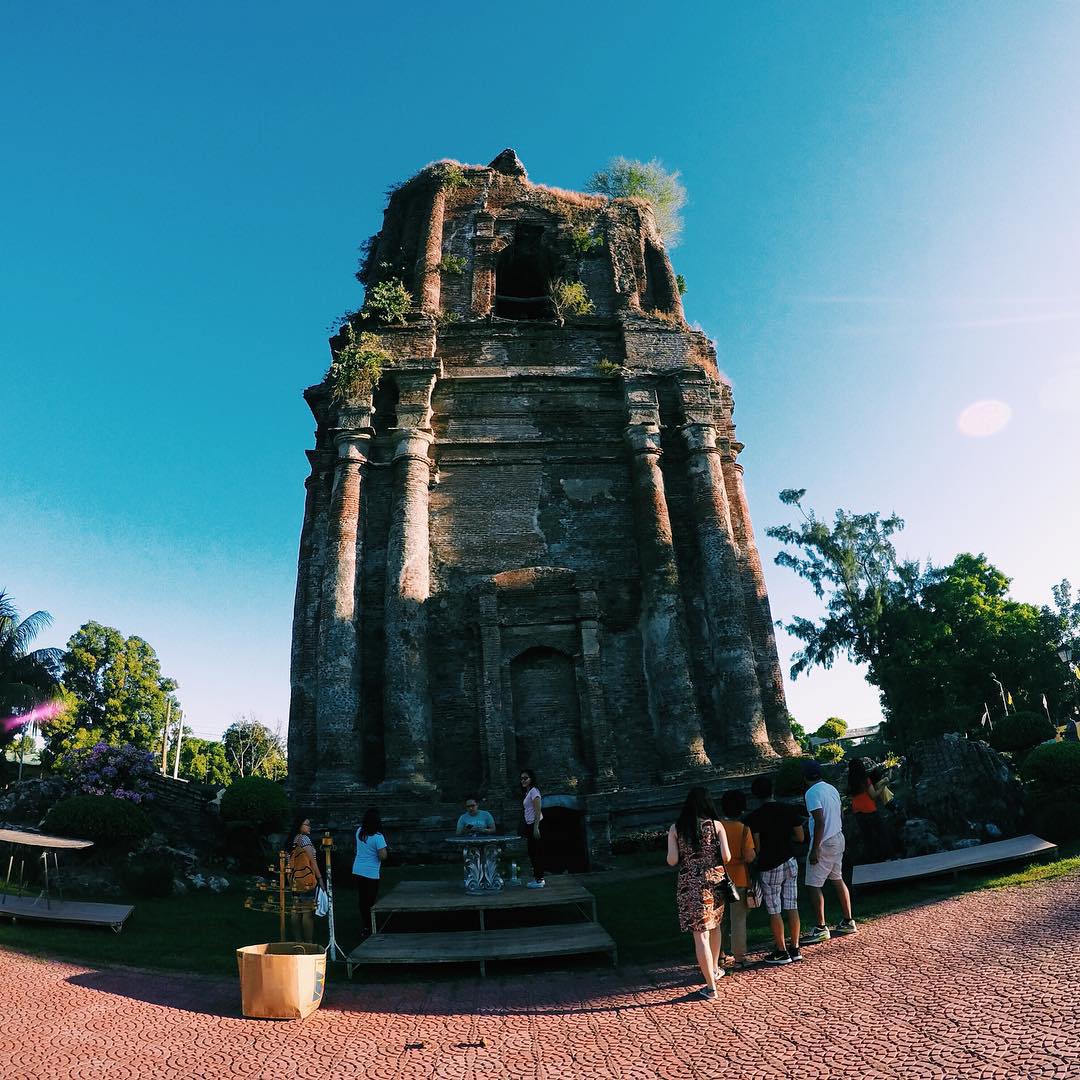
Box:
586;157;687;247
768;491;1074;748
178;737;233;787
46;622;177;762
44;794;153;851
223;716;287;780
220;776;290;834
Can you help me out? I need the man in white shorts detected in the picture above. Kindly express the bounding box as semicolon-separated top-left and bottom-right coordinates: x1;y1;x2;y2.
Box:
800;761;856;944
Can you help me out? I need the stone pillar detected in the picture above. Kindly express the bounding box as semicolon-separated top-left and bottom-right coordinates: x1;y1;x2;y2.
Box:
679;420;773;762
314;405;372;788
577;582;617;789
722;443;797;756
381;365;440;791
415;187;446;316
471;211;496;316
287;447;331;792
476;583;508;796
623;383;711;778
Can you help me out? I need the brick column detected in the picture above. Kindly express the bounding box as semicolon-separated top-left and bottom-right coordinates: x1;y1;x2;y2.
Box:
623;384;711;778
577;582;617;789
680;421;773;762
415;188;446;316
722;443;797;756
471;211;496;316
476;583;508;797
315;406;371;788
381;365;440;791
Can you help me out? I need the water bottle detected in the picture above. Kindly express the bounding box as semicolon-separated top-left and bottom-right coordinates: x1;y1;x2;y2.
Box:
510;861;519;885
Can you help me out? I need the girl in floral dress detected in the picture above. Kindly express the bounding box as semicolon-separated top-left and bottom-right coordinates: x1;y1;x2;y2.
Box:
666;786;733;1000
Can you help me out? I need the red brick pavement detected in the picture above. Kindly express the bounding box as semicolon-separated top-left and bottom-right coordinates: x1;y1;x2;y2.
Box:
1;870;1077;1080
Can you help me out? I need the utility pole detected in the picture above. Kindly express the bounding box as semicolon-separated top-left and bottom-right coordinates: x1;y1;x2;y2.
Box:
161;700;172;775
172;708;184;779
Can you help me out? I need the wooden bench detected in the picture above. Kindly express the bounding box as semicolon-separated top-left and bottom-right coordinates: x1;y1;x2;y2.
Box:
853;833;1058;887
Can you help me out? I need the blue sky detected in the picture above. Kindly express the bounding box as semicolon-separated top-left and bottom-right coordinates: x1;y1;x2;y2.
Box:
3;3;1078;743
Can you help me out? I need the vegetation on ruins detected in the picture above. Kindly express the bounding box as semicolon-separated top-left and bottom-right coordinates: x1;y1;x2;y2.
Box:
548;279;594;323
570;226;603;258
595;358;622;376
361;277;412;324
676;273;687;296
326;324;393;402
769;489;1077;748
438;162;467;189
438;253;466;275
586;157;687;247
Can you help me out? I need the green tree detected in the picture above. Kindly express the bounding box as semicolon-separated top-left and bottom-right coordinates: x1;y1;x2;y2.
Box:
223;715;287;780
767;491;1072;747
45;621;177;762
587;157;687;247
0;591;63;771
178;736;233;787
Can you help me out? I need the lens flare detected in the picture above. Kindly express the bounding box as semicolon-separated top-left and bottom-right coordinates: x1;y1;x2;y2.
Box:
957;399;1012;438
0;700;64;733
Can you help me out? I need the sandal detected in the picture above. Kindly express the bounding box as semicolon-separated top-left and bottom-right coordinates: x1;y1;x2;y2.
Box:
695;986;718;1001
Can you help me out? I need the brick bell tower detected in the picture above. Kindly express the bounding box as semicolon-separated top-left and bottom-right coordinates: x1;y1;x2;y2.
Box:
287;150;795;829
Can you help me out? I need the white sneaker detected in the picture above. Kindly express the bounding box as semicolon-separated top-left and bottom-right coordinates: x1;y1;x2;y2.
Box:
526;879;546;889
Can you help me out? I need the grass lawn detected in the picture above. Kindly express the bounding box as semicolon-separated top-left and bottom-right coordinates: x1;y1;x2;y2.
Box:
0;844;1075;981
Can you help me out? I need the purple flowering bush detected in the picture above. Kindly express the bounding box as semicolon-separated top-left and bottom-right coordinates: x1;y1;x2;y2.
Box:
60;742;157;803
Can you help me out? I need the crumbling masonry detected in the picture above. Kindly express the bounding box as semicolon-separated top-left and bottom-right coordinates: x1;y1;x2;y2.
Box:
288;150;796;853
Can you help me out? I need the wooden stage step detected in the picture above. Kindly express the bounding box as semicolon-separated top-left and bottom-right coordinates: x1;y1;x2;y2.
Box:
347;922;617;977
373;876;596;915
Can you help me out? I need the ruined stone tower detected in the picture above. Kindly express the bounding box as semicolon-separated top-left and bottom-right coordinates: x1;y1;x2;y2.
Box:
288;150;795;845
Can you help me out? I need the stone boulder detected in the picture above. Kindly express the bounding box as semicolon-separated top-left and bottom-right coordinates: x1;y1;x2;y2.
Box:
899;817;944;856
897;733;1024;844
0;777;73;829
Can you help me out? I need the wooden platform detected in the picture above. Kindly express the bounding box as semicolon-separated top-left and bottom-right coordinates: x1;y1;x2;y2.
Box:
348;922;616;977
349;876;615;977
0;895;134;932
853;833;1058;887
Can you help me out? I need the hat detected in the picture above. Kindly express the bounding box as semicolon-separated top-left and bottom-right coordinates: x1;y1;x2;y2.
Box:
802;760;823;781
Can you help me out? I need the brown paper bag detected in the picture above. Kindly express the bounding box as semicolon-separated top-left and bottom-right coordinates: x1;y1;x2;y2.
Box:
236;942;327;1019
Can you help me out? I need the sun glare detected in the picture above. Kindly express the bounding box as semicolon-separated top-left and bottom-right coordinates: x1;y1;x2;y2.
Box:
957;399;1012;438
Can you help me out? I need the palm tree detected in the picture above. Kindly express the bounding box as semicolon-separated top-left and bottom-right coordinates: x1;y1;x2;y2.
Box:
0;591;63;771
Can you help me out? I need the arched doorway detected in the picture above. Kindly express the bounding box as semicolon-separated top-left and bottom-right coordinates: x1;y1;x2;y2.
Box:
510;646;586;791
494;224;555;319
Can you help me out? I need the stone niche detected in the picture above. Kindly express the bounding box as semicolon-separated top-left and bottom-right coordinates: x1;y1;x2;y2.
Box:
474;568;613;798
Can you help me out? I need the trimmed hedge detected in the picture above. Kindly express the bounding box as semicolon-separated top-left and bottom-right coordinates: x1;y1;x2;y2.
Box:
815;718;847;740
815;742;845;764
219;777;290;834
989;710;1056;755
43;794;153;852
1021;741;1080;790
775;756;815;796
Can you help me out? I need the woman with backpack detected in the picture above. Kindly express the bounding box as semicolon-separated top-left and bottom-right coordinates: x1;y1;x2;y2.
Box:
666;786;733;1001
287;814;324;943
352;808;388;941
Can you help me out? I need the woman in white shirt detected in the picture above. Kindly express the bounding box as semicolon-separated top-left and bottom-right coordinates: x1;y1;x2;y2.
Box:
519;769;544;889
352;807;387;941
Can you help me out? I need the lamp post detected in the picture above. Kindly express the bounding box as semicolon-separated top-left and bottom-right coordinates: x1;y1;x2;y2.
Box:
1056;644;1077;721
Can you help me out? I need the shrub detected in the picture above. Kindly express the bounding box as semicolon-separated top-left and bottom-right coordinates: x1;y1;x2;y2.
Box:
988;710;1056;755
439;162;467;189
675;273;687;296
59;741;158;804
570;227;603;258
815;742;845;764
815;718;847;741
326;326;392;402
119;854;176;898
775;756;814;796
219;777;290;835
595;358;622;376
44;794;153;852
362;277;412;324
549;279;594;322
586;157;687;247
438;253;466;275
1021;741;1080;791
611;830;666;855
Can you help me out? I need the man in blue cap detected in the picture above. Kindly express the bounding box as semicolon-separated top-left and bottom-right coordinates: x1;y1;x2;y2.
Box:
800;760;856;944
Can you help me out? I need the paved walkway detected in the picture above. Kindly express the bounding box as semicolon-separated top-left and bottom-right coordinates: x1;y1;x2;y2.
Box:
1;870;1077;1079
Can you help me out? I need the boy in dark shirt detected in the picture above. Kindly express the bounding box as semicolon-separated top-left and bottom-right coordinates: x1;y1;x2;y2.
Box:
745;775;805;965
